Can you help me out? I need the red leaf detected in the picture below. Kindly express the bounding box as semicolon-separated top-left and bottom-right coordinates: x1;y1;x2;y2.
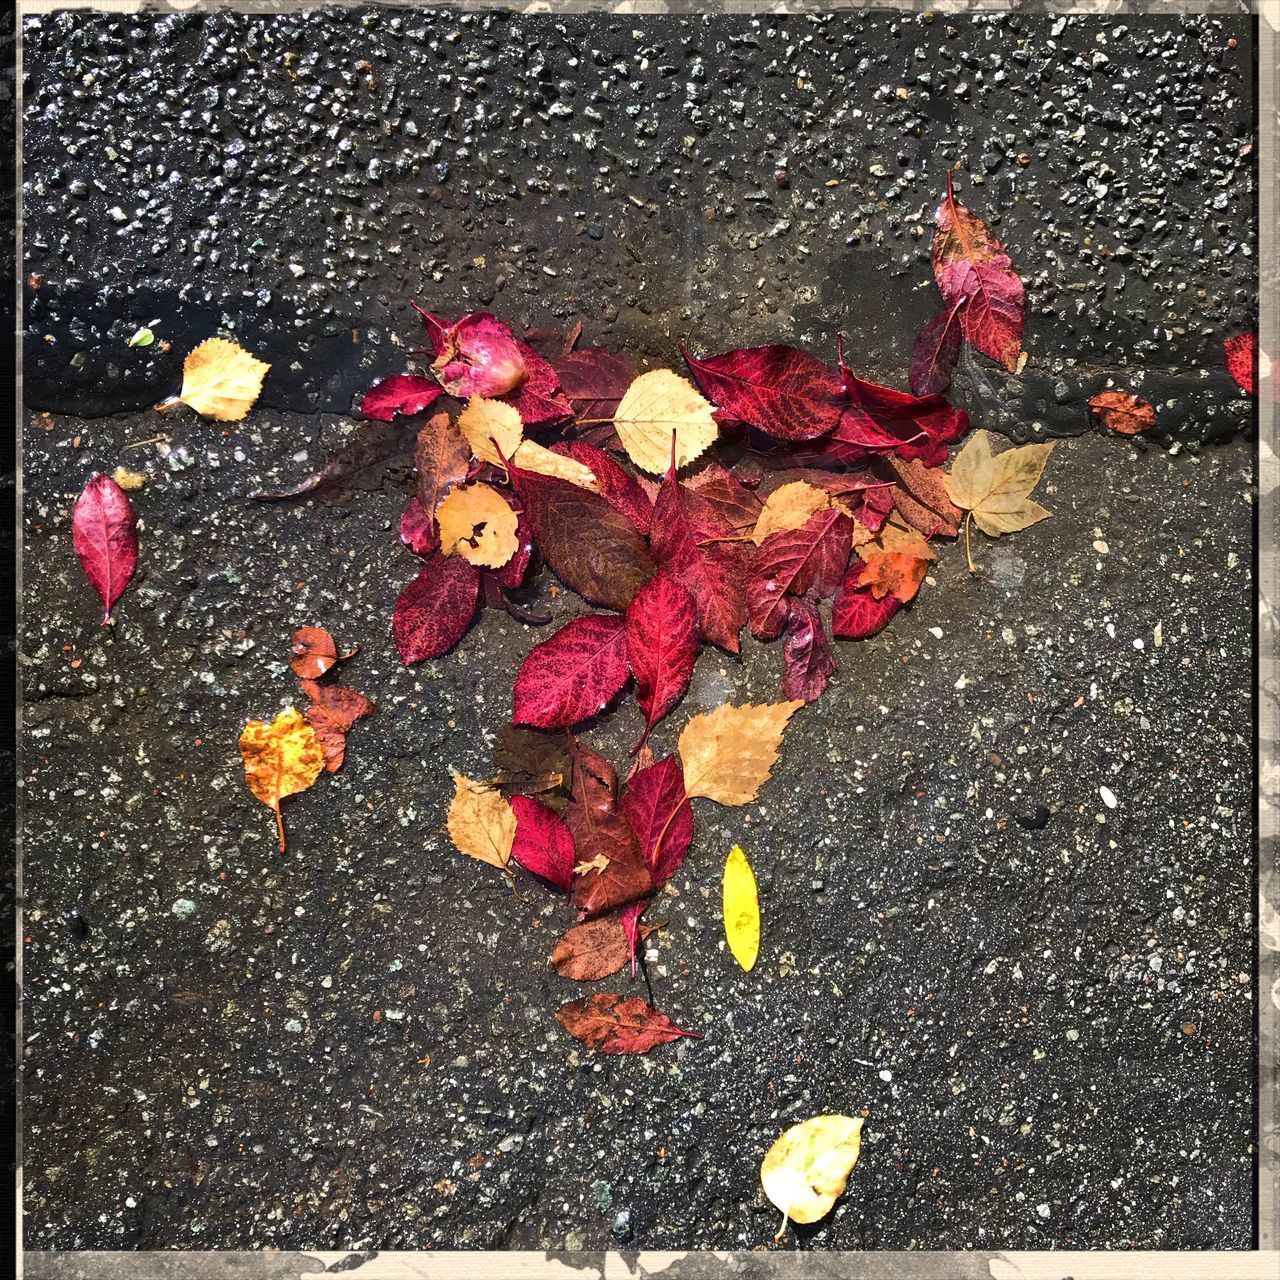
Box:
399;498;436;556
782;598;837;704
858;483;896;533
510;794;576;890
836;336;946;419
910;298;966;397
512;615;630;730
550;440;653;534
625;572;700;748
685;459;764;534
680;342;843;440
932;174;1025;372
620;900;648;979
359;374;443;422
72;473;138;625
832;559;903;639
486;491;534;591
552;347;635;420
507;342;573;426
431;312;528;399
891;403;970;468
300;680;376;773
555;993;701;1054
620;755;693;889
1224;332;1256;395
746;507;853;641
392;556;479;663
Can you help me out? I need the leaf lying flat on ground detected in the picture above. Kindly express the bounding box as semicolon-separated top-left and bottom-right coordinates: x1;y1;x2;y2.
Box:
625;572;700;749
1087;390;1155;436
161;336;270;421
458;394;524;467
723;844;760;972
300;680;376;773
678;701;803;806
1224;332;1257;395
510;794;576;890
910;297;966;397
781;597;837;703
619;755;693;888
392;555;480;663
945;429;1055;537
435;481;520;569
612;368;719;474
761;1114;864;1239
72;472;138;625
551;347;635;420
751;479;847;546
492;726;571;797
238;707;324;852
511;439;600;492
887;456;963;539
555;993;702;1054
832;560;903;639
289;626;355;679
251;421;417;504
551;915;656;981
415;413;472;536
551;440;654;533
512;615;630;730
360;373;444;422
446;773;516;876
746;507;853;641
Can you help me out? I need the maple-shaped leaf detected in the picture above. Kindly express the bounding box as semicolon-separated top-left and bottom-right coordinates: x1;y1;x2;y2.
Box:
239;706;324;851
550;440;654;534
613;369;719;474
446;772;516;878
436;481;520;569
399;497;436;556
853;513;937;603
1088;390;1155;436
832;561;903;639
510;794;576;890
680;342;843;440
157;336;270;421
392;555;480;663
625;572;700;749
945;430;1055;567
782;598;837;704
251;422;416;505
360;373;443;422
458;395;524;467
1224;332;1257;395
289;626;355;679
555;993;702;1054
620;754;694;888
551;347;635;420
887;456;963;539
910;298;967;397
746;507;853;641
512;615;630;730
678;700;802;806
300;679;376;773
551;914;656;982
932;174;1025;372
72;473;138;625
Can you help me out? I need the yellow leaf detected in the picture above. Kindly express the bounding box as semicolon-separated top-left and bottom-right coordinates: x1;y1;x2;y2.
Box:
678;701;803;806
945;429;1056;538
613;369;719;475
446;773;516;874
435;481;519;568
458;395;524;467
722;845;760;971
111;466;147;491
512;439;601;492
752;481;848;546
165;337;270;421
239;707;324;852
761;1114;864;1239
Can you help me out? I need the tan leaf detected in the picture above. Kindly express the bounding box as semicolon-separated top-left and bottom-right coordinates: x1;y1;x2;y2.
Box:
853;511;938;561
458;395;524;467
752;480;848;546
613;369;719;475
446;773;516;873
945;429;1055;538
238;707;324;852
761;1114;864;1239
435;481;519;568
163;337;270;421
512;439;601;492
678;700;803;806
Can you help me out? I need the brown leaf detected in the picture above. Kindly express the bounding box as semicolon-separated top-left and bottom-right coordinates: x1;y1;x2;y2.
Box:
555;993;701;1054
415;412;472;528
300;680;376;773
446;773;516;875
886;456;963;538
289;626;356;679
551;916;656;981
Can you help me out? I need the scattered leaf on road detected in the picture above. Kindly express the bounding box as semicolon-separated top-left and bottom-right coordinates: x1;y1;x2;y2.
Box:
239;707;324;851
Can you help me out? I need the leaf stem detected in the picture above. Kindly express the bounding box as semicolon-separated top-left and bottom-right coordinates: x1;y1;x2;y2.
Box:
964;511;978;575
650;787;691;865
274;801;286;852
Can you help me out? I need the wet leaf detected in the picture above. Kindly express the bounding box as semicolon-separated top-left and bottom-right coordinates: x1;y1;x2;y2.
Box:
512;615;630;730
832;561;903;639
1224;332;1257;395
392;555;480;663
551;347;635;420
625;572;700;748
492;726;571;797
945;430;1055;539
761;1114;864;1238
910;298;966;397
446;773;516;876
436;481;520;569
432;312;528;399
510;794;576;890
782;597;837;703
746;507;853;641
300;680;376;773
72;472;138;625
555;993;702;1054
360;373;444;422
887;456;963;538
684;459;764;534
723;844;760;972
619;755;693;888
458;394;524;467
512;439;600;492
550;440;653;534
613;369;719;474
837;338;946;419
551;915;655;981
163;336;270;421
678;700;803;806
399;497;436;556
238;707;324;852
415;412;472;528
853;513;936;603
289;626;356;679
620;900;649;978
1088;390;1155;436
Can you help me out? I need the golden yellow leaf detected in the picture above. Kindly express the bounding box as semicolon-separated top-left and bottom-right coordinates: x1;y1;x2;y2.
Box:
678;701;803;806
613;369;719;475
945;429;1056;538
458;395;524;467
435;481;519;568
163;337;270;421
512;439;600;492
239;706;324;852
446;773;516;875
852;511;937;561
761;1114;864;1239
752;481;849;546
111;466;147;491
723;845;760;971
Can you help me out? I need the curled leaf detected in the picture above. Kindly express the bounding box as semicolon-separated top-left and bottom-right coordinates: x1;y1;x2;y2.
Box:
72;473;138;625
432;313;528;399
761;1114;864;1238
446;773;516;875
512;439;600;492
722;844;760;972
238;707;324;851
163;337;269;421
555;993;702;1054
613;368;719;474
678;701;802;806
360;374;443;422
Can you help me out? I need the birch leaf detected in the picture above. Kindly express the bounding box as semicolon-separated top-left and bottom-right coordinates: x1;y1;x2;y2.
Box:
458;394;524;467
678;701;802;806
761;1114;864;1239
512;439;601;492
435;481;519;568
446;773;516;875
163;337;270;421
752;480;848;546
613;369;719;475
723;844;760;971
945;429;1055;537
238;707;324;852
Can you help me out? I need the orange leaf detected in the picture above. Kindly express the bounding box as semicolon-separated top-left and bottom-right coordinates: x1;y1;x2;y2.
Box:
857;551;929;602
1088;391;1155;436
239;707;324;850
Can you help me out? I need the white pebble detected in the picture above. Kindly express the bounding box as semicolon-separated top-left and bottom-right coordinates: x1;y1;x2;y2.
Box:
1099;785;1118;810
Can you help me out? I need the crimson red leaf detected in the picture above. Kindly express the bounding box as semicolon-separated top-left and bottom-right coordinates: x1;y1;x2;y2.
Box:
782;598;837;704
431;312;528;399
746;507;853;641
555;992;701;1055
892;403;971;468
620;900;648;979
508;342;573;426
680;342;843;441
410;300;450;351
932;174;1025;372
550;439;653;534
1225;332;1256;395
399;497;436;556
512;615;630;730
620;755;693;889
392;555;479;663
625;572;700;748
910;299;966;397
837;336;946;419
858;483;896;533
360;374;444;422
552;347;635;420
487;491;534;591
832;560;903;639
510;794;576;890
72;473;138;625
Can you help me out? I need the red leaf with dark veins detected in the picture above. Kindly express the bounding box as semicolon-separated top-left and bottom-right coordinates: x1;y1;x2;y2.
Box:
891;403;971;468
620;900;648;978
400;497;436;556
552;347;635;420
620;755;693;889
859;483;896;533
550;440;653;534
832;559;904;639
392;555;480;663
555;993;702;1055
510;794;576;891
680;342;844;441
507;342;573;426
72;473;138;625
1225;332;1257;396
512;615;630;730
910;298;967;397
685;459;765;534
782;598;837;704
359;374;444;422
783;404;922;469
746;507;854;641
836;335;946;419
625;572;700;748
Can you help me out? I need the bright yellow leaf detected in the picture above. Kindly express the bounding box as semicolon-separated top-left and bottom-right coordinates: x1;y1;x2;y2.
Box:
761;1114;864;1239
678;701;803;806
163;337;270;421
445;773;516;876
435;481;519;568
722;845;760;971
458;395;524;467
239;707;324;851
512;439;600;492
613;369;719;475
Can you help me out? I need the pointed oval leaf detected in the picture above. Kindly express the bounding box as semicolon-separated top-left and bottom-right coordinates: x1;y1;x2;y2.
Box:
550;440;654;534
625;572;700;746
620;755;693;888
446;773;516;874
782;598;837;703
392;556;480;663
510;794;576;890
360;373;443;422
723;844;760;972
761;1114;864;1236
832;561;903;639
72;473;139;625
512;615;629;730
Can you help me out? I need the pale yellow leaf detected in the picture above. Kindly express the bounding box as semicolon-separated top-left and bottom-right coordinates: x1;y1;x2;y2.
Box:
613;369;719;475
945;429;1055;536
752;481;849;546
971;498;1052;537
678;701;803;806
723;844;760;971
761;1114;864;1238
458;395;524;467
435;481;519;568
168;337;270;422
446;773;516;873
512;439;600;492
